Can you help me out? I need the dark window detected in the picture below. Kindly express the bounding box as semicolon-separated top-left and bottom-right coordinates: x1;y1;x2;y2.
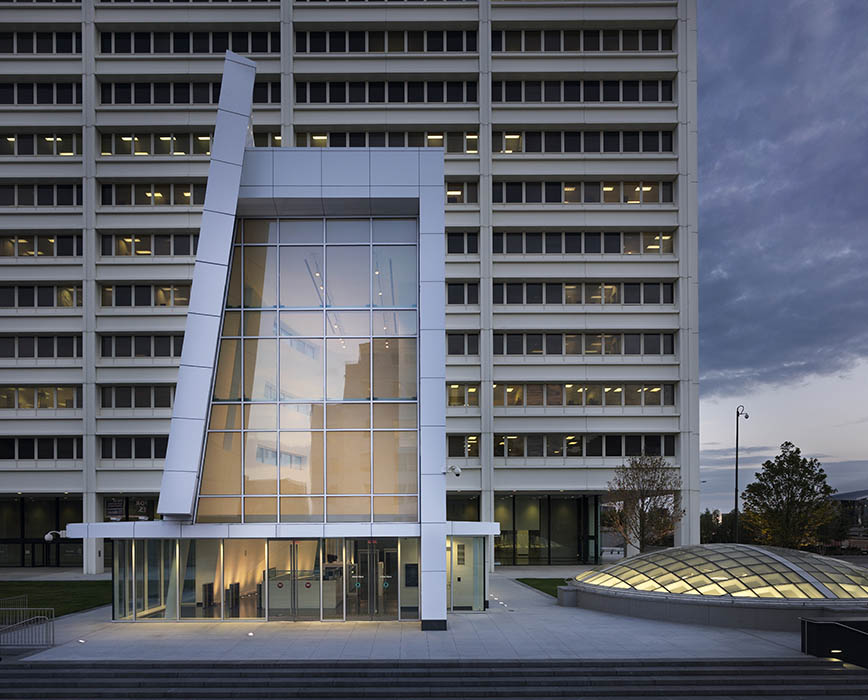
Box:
368;82;385;102
506;283;523;304
603;81;620;102
115;437;132;459
36;286;54;307
329;82;346;103
447;284;465;305
625;435;642;456
544;283;561;304
644;283;661;304
603;132;620;153
348;32;365;52
525;233;543;253
505;81;521;102
427;31;443;52
585;232;601;253
564;81;580;101
624;283;641;304
524;81;541;102
231;32;247;53
506;334;523;355
544;182;561;203
134;285;151;306
526;334;543;354
493;333;504;355
585;435;603;457
525;283;543;304
565;232;581;253
645;435;662;456
545;233;562;254
544;132;561;152
173;33;190;53
642;131;659;152
545;334;562;355
446;334;465;355
642;81;659;102
135;437;152;459
37;336;54;357
583;81;600;102
426;82;443;103
446;82;463;102
115;336;132;357
446;31;463;52
466;334;478;355
605;436;623;457
309;82;326;103
387;82;404;103
622;80;639;101
644;334;661;355
642;30;659;51
407;82;424;102
604;233;621;254
663;334;675;354
134;336;151;357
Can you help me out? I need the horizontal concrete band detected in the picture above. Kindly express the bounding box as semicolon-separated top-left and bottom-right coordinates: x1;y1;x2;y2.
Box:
66;519;499;540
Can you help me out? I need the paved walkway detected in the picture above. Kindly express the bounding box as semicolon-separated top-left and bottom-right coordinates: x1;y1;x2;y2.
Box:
0;568;110;582
20;572;802;662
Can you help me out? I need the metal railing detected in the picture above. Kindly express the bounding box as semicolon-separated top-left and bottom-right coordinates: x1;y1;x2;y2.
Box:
801;617;868;668
0;607;55;648
0;595;28;608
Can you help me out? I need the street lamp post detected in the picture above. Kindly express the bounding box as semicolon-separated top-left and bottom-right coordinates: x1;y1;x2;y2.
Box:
734;405;749;543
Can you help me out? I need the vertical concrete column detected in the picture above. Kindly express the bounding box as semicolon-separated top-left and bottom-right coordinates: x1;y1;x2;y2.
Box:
419;151;447;629
81;0;103;574
477;0;496;574
280;0;294;144
675;0;700;546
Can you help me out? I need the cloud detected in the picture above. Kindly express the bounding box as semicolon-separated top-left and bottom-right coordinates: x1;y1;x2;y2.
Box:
698;1;868;397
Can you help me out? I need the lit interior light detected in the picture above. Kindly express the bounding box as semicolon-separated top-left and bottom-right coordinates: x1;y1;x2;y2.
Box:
44;137;57;142
159;136;172;141
646;245;660;250
446;190;463;196
627;199;640;204
830;649;843;654
564;186;575;192
427;134;443;140
506;387;514;392
6;137;15;142
183;192;191;197
505;134;521;139
121;137;133;142
197;136;211;141
565;384;573;388
273;135;281;141
59;152;74;156
467;387;477;392
466;134;478;139
650;387;661;392
450;384;459;389
506;435;518;439
602;186;614;191
312;135;328;141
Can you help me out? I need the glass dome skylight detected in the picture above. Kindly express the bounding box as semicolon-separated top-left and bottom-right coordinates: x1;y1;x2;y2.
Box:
576;544;868;599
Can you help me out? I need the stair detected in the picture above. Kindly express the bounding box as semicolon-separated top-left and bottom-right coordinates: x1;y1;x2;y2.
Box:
0;658;866;699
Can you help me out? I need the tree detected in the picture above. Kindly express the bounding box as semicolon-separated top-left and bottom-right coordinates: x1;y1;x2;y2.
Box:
741;442;837;549
606;454;685;553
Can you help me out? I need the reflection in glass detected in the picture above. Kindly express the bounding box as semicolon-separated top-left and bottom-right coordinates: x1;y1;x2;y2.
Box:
374;496;417;522
373;403;417;429
244;497;277;523
279;219;322;244
222;311;241;336
243;219;278;244
210;404;242;431
180;539;221;618
280;403;324;430
223;539;265;618
279;338;323;400
372;246;417;307
373;310;417;336
243;246;278;308
322;538;344;619
326;339;370;400
243;311;278;337
213;340;242;401
327;311;369;336
326;403;370;429
243;339;277;401
326;431;371;494
373;431;418;493
327;246;370;307
279;246;325;308
373;219;416;243
200;432;242;495
280;497;324;523
244;403;277;430
243;432;277;494
326;219;369;243
327;496;371;522
373;339;416;400
226;251;242;308
279;311;322;337
196;497;241;523
279;431;324;494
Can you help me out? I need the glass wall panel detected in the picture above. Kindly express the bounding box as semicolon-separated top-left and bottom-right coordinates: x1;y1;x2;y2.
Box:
279;338;324;400
326;311;369;337
213;340;242;401
326;219;369;243
280;496;324;523
515;496;548;565
373;496;417;522
448;536;484;611
243;339;277;401
200;433;242;495
372;246;417;307
226;252;242;308
550;497;579;565
279;311;322;337
244;403;277;430
223;539;265;618
279;219;323;244
278;431;323;494
373;219;416;243
399;538;419;619
326;431;371;494
372;339;417;400
113;539;134;620
322;538;344;619
243;219;278;244
179;539;221;619
242;246;278;308
373;310;417;336
326;246;370;307
279;247;324;307
494;495;514;565
243;311;278;337
244;497;277;523
327;496;371;522
373;431;418;493
268;540;321;620
196;498;241;523
280;403;324;431
135;539;178;619
326;403;370;429
373;403;418;429
243;432;277;494
209;404;242;431
326;339;370;400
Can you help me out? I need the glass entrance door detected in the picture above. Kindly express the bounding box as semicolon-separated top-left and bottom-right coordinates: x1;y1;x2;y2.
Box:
346;538;398;620
267;540;321;620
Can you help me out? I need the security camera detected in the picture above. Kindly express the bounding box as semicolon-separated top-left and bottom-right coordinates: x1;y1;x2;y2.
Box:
44;530;65;542
447;465;462;478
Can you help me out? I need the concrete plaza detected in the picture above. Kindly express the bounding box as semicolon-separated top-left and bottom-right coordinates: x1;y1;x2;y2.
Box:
16;568;803;662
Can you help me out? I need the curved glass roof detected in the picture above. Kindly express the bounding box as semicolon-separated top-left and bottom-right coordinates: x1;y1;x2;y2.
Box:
576;544;868;599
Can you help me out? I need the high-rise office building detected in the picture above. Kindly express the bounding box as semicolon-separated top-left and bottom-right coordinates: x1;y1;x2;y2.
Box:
0;0;698;574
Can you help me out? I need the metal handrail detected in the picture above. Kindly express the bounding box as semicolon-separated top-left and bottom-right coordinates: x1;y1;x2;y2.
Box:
0;594;27;608
0;607;55;648
801;617;868;668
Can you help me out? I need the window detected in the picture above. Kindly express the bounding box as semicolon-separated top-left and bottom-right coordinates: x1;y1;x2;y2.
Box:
297;29;476;54
0;232;82;257
100;335;184;359
0;82;81;105
295;130;479;154
493;382;676;407
493;281;675;306
99;232;198;256
446;333;479;356
493;181;674;205
447;383;479;408
447;435;480;458
0;184;82;207
98;133;214;157
100;183;206;206
493;331;675;357
296;80;477;105
446;182;478;205
0;335;82;359
0;285;82;308
491;79;674;104
446;282;479;305
100;436;168;460
493;434;676;458
446;231;479;255
100;82;278;105
100;284;190;308
0;386;81;410
100;385;174;409
492;231;673;256
0;436;83;460
0;133;81;156
491;28;673;53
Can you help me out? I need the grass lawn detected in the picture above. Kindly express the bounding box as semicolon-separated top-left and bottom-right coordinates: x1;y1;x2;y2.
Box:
0;581;112;617
516;578;566;598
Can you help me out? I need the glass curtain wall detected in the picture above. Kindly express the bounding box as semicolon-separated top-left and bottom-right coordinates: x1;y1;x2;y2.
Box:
112;537;420;621
494;494;599;565
196;218;419;525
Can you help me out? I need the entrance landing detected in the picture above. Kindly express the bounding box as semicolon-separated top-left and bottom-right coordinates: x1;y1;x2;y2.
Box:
19;573;802;662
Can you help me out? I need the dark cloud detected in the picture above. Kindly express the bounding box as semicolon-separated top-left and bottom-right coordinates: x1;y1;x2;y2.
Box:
698;0;868;396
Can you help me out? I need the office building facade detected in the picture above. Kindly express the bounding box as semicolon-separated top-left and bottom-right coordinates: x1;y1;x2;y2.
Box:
0;0;699;575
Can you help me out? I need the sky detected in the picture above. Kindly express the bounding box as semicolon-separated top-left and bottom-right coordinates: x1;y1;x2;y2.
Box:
697;0;868;512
